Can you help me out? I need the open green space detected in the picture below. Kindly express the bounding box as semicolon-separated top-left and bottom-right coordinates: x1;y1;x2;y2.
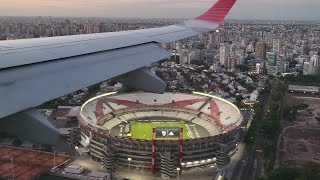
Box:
129;122;190;140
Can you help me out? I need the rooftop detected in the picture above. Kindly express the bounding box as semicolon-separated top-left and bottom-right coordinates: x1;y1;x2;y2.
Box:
0;146;70;180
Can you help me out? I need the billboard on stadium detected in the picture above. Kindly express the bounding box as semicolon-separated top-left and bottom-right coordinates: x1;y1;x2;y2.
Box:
155;127;180;139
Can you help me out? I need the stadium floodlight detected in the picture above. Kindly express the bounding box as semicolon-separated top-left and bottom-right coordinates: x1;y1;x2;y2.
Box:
176;167;181;180
194;161;199;164
75;146;79;158
128;157;132;179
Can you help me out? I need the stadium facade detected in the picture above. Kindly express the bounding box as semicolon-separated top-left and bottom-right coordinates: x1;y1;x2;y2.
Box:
78;92;242;178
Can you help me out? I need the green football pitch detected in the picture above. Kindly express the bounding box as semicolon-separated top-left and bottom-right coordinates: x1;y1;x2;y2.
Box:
129;122;190;140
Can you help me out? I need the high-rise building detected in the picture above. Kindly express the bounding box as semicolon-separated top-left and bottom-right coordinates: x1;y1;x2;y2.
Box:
238;55;245;65
310;55;320;75
208;34;214;44
303;62;311;75
255;42;266;60
246;42;255;53
256;63;262;74
226;56;238;70
273;39;282;54
267;52;278;75
220;43;230;67
283;62;290;73
179;50;189;64
267;52;277;66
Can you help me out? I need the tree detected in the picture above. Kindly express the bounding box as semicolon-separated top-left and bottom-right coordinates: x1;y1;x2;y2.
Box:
12;138;22;147
289;60;298;68
236;64;250;72
39;99;64;109
236;95;244;102
223;86;231;93
225;71;235;77
193;85;203;92
297;103;308;109
268;166;300;180
271;92;282;102
244;84;255;93
190;60;205;66
277;72;281;77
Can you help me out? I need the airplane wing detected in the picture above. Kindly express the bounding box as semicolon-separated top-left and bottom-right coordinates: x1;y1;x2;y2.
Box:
0;0;236;144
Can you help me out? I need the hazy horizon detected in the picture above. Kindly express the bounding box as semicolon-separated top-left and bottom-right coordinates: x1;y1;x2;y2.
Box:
0;0;319;20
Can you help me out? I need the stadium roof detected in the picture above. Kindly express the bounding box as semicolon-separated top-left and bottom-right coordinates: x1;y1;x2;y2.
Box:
80;92;243;135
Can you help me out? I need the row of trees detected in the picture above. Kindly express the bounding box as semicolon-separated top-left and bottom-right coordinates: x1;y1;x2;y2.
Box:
244;79;284;173
261;80;285;171
281;74;320;86
283;103;309;122
244;103;262;144
244;79;272;144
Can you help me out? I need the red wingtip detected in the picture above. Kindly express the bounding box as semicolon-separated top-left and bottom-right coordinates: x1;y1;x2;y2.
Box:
195;0;236;23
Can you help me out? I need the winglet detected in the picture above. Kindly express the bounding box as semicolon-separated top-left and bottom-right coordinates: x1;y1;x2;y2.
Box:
195;0;237;23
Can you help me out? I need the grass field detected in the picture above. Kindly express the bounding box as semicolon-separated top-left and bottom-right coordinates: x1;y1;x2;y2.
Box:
129;122;190;140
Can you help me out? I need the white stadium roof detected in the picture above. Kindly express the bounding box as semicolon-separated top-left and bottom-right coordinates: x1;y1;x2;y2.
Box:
79;92;242;134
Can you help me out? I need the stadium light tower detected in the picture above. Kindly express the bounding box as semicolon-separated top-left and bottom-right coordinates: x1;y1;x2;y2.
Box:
176;167;181;180
75;146;79;158
128;157;132;179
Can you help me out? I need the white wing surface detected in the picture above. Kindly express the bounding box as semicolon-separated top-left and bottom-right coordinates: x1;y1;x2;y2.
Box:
0;0;236;122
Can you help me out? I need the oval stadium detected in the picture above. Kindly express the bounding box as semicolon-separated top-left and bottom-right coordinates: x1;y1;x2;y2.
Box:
78;92;242;178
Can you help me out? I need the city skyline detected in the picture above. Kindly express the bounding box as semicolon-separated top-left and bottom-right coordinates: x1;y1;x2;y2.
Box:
0;0;320;20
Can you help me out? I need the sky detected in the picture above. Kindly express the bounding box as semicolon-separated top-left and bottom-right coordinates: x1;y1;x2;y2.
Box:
0;0;319;20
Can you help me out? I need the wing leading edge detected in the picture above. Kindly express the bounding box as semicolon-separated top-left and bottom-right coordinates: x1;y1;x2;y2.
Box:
0;0;236;70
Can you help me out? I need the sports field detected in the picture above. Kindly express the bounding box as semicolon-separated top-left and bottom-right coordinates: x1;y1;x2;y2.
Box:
129;122;190;140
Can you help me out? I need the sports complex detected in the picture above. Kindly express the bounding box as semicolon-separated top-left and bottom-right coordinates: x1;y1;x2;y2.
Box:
78;92;242;178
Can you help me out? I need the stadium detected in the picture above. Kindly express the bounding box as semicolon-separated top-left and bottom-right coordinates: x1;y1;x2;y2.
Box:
78;92;242;177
